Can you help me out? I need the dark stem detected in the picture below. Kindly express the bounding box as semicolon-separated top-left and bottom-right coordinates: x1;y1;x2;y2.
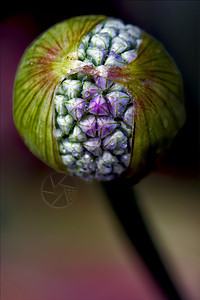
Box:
103;179;182;300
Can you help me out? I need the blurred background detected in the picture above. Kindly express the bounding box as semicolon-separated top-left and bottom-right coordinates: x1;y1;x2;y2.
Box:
1;1;199;300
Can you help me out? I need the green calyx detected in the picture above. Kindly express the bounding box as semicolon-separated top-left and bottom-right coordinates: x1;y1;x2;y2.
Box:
13;15;107;172
122;33;185;181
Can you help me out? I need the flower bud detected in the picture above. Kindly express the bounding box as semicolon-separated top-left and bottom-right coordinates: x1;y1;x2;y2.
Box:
13;15;185;182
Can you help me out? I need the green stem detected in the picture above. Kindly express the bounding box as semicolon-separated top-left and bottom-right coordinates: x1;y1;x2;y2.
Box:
103;179;182;300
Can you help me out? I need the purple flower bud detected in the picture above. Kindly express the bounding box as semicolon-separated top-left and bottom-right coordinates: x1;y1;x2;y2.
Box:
113;164;125;174
94;75;112;91
13;16;185;183
78;115;96;137
61;154;76;167
104;19;125;30
104;51;126;67
118;30;137;47
105;91;130;117
121;49;137;63
56;115;74;135
65;98;86;121
83;138;102;156
62;140;84;158
90;33;110;50
123;106;135;126
68;125;87;142
110;36;131;54
100;27;117;38
82;82;101;99
87;47;107;66
103;129;127;152
120;153;131;167
97;117;119;138
88;95;109;116
62;79;82;98
126;24;141;39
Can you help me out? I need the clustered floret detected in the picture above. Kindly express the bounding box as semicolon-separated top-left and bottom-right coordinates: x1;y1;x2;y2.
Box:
54;18;142;181
78;18;142;67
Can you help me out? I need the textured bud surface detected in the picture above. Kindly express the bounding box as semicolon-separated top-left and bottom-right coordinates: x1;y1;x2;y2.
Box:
53;18;142;181
54;74;134;181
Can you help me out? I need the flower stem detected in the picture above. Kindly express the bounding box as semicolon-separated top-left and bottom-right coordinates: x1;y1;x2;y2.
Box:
102;179;182;300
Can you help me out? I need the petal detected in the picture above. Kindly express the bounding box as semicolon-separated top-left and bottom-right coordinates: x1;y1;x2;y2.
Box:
82;81;101;99
97;117;119;138
90;33;110;50
78;115;96;137
68;125;87;142
103;129;128;152
87;47;107;66
123;106;135;126
88;95;109;116
110;36;131;54
62;140;84;158
62;79;82;98
83;138;102;156
65;98;86;121
104;51;126;67
56;115;74;135
105;91;130;117
94;76;113;91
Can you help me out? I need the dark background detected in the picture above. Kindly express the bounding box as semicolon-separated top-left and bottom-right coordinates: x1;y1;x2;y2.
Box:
1;2;199;300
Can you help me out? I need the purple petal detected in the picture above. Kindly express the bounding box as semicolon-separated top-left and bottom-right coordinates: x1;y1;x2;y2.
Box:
65;98;86;121
120;153;131;167
87;47;107;66
103;129;127;152
97;117;119;138
123;106;135;126
121;49;137;63
105;91;130;117
90;34;110;50
94;76;112;91
88;95;109;116
104;51;126;67
110;36;131;54
82;82;101;100
83;138;102;156
78;115;96;137
68;125;87;142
